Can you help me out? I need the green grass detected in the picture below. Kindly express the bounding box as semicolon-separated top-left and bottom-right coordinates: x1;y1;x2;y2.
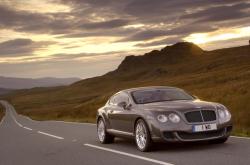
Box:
2;43;250;137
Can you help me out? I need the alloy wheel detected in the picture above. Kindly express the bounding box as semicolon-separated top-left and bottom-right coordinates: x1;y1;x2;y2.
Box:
135;121;147;150
97;119;105;142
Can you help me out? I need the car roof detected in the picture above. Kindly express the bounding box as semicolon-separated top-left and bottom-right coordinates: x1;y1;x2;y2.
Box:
120;86;181;94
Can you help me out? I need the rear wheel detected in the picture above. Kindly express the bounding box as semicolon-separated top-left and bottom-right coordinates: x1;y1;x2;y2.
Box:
97;118;114;144
135;119;152;152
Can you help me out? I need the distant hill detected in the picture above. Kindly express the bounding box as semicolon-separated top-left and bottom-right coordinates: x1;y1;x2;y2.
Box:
3;42;250;136
0;88;13;96
0;76;81;89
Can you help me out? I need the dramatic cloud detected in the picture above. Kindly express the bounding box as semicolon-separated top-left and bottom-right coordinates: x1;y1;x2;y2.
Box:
118;30;168;42
182;2;250;23
80;19;131;29
0;0;249;78
119;25;218;42
0;38;54;57
50;50;126;61
135;36;184;47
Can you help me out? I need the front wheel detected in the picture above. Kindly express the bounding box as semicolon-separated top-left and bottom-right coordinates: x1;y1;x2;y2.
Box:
97;118;114;144
135;119;152;152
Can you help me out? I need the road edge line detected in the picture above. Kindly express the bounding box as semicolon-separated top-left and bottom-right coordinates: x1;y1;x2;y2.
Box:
84;143;174;165
23;126;32;131
37;131;64;140
230;136;250;140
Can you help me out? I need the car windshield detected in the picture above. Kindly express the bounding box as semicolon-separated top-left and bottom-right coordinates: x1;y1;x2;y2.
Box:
132;88;194;104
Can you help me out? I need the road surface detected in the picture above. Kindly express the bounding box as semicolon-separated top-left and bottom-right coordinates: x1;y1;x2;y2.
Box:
0;100;250;165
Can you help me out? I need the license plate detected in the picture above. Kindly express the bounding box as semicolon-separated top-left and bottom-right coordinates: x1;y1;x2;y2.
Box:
192;123;217;132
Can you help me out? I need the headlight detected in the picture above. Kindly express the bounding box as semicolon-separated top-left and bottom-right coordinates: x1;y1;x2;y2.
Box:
217;105;231;122
168;113;180;123
157;114;168;123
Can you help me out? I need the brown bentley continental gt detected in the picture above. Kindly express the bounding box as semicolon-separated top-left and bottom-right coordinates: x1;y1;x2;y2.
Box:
96;86;233;151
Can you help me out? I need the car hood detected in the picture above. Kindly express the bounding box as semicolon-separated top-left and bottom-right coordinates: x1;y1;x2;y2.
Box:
140;100;218;112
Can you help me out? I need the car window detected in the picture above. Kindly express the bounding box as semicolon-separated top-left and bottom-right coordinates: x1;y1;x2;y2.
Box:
109;93;129;105
132;88;194;104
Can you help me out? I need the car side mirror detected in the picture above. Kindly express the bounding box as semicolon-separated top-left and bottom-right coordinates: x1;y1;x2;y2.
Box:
193;95;199;100
118;101;127;109
117;102;131;110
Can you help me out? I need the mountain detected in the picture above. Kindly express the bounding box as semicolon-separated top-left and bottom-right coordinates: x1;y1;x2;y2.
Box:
116;42;203;72
0;76;81;89
2;42;250;135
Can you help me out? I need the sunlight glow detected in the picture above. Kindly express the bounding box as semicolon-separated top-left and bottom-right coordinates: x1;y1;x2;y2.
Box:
184;26;250;44
2;0;72;13
124;24;145;29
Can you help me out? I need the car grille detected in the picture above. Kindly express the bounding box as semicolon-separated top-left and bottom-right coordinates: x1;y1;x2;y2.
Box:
185;110;216;123
177;129;225;140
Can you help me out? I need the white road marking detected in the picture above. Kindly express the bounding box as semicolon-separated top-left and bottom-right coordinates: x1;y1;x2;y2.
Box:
84;144;174;165
47;120;96;126
38;131;64;140
12;116;23;127
10;111;23;127
230;136;250;140
23;126;32;131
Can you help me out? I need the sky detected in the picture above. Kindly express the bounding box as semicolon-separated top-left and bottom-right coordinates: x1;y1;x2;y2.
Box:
0;0;250;78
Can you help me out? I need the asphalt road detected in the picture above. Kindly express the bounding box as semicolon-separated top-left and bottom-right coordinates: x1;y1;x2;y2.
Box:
0;100;250;165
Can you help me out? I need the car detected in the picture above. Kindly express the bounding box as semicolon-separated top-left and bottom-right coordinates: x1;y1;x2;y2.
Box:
96;86;233;152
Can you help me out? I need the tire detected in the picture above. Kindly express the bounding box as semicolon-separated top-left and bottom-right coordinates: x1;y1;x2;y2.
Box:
97;118;114;144
209;137;228;144
135;119;152;152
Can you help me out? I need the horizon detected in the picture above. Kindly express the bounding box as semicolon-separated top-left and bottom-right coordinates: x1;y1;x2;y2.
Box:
0;0;250;78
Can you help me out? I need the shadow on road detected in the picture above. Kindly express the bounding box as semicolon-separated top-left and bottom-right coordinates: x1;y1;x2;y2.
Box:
112;138;231;152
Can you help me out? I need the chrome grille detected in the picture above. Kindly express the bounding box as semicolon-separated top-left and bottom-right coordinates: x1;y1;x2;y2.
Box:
185;110;216;123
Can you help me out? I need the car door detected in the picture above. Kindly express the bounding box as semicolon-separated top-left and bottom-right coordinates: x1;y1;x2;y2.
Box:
108;92;136;134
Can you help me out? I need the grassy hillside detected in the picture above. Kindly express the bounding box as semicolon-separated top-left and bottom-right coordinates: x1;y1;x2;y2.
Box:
2;42;250;136
0;104;5;122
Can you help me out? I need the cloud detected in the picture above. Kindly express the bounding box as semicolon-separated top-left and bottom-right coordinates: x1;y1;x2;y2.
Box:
135;36;184;47
0;38;54;57
118;25;218;42
0;5;77;34
59;28;137;38
123;0;248;23
79;19;131;29
0;4;48;28
50;50;126;61
0;0;250;78
1;0;249;38
182;2;250;23
118;30;168;42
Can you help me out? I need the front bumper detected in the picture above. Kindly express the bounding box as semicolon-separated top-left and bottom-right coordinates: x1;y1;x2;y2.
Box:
161;126;232;142
148;119;233;142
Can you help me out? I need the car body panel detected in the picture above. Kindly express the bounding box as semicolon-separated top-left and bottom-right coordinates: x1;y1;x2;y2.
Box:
97;86;233;142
